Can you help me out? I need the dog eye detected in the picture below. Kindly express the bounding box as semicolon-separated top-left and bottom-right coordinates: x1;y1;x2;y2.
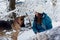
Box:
21;19;23;20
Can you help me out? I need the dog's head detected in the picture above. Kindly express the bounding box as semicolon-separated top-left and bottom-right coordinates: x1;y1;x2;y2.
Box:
15;16;26;26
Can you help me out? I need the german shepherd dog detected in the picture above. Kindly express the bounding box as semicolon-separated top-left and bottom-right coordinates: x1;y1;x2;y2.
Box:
0;16;26;40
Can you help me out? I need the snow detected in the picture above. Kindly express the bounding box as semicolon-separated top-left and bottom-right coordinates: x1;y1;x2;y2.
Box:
18;29;35;40
0;0;9;12
52;20;60;28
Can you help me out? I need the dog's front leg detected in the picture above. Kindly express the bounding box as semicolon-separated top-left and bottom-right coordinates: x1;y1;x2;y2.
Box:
11;31;19;40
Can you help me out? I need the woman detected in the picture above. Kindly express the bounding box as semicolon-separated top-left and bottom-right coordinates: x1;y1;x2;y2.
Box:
32;5;52;34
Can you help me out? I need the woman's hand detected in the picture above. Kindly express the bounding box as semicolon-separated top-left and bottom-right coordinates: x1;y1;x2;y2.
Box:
36;32;40;40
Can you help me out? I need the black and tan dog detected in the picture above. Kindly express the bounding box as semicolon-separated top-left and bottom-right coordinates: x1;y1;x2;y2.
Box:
0;16;26;40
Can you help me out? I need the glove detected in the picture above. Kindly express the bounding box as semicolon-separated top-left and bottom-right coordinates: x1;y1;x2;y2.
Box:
36;32;40;40
36;33;48;40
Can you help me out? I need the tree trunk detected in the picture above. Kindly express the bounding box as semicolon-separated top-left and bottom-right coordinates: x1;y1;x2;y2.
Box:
9;0;16;19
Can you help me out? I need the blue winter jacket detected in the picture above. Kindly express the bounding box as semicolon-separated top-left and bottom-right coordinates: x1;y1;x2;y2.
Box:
32;13;52;34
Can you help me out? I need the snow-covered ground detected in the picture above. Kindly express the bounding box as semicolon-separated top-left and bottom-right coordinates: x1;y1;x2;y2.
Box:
52;20;60;28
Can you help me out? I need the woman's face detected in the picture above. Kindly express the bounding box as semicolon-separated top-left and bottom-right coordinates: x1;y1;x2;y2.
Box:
35;12;43;19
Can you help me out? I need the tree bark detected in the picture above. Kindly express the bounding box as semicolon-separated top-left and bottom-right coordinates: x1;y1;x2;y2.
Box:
9;0;16;19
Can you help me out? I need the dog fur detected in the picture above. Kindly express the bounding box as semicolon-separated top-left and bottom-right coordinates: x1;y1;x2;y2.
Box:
0;16;26;40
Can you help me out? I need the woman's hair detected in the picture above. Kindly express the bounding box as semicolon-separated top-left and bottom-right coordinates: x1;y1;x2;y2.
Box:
34;13;44;22
34;15;38;22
